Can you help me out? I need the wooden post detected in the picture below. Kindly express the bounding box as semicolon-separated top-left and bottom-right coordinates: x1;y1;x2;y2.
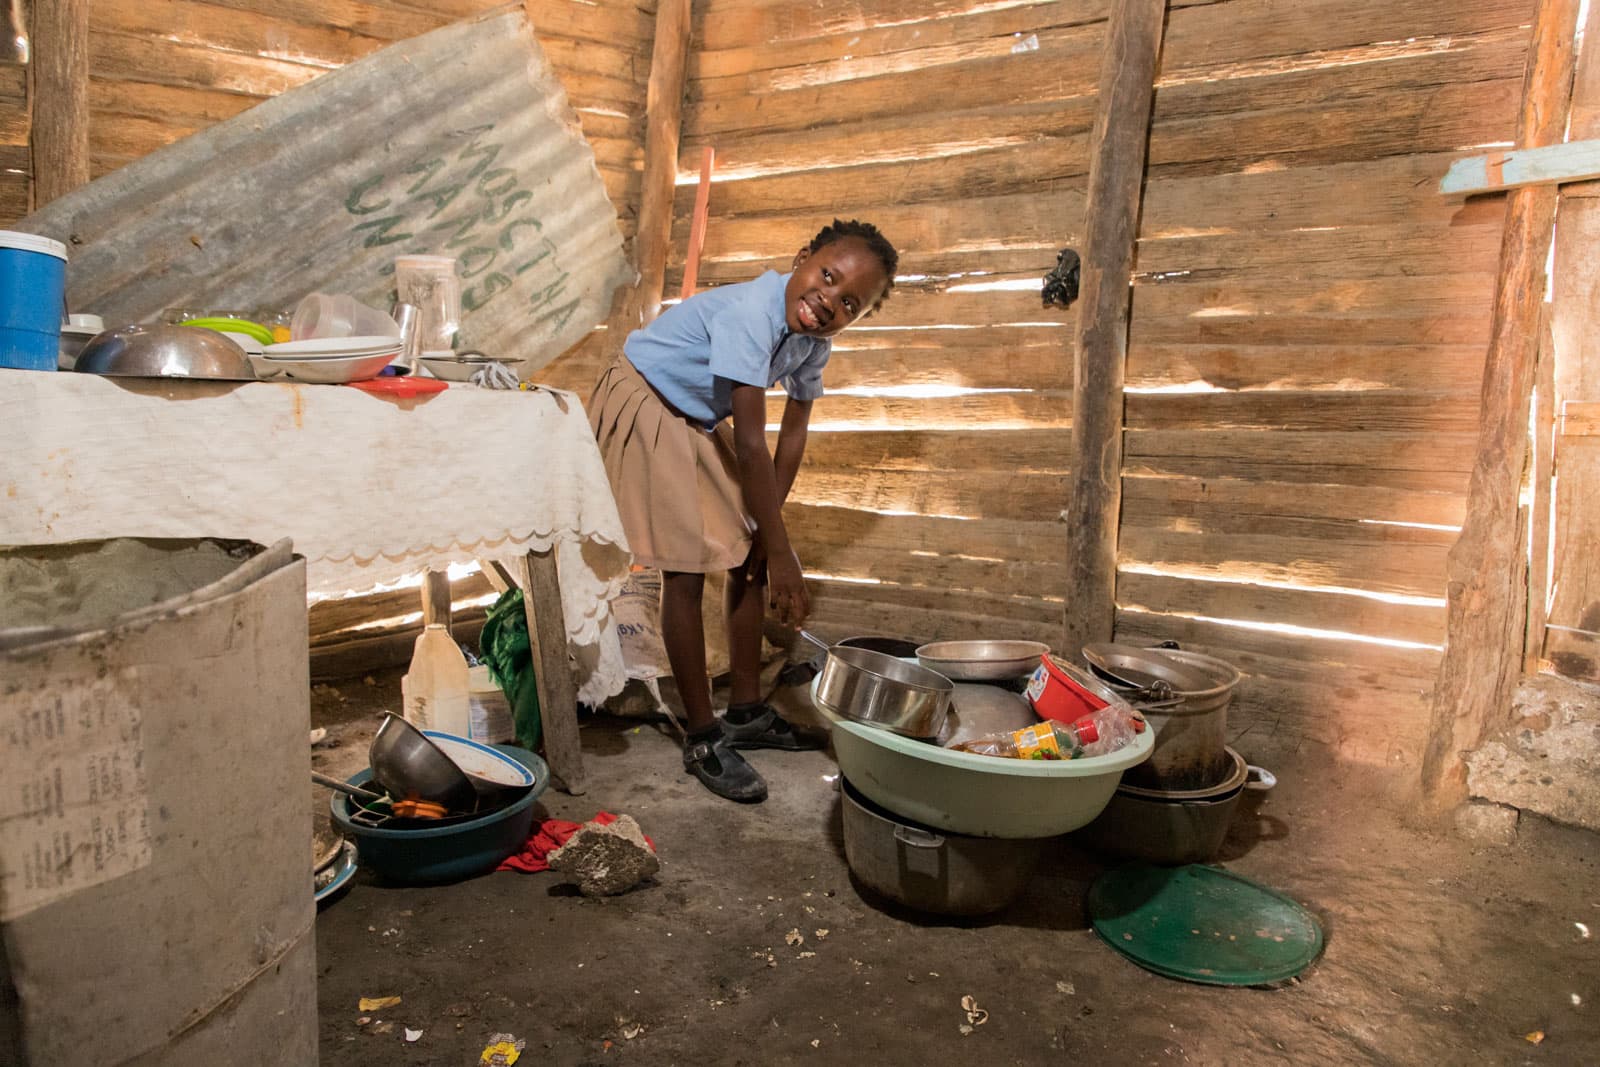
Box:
420;569;453;635
1541;0;1600;683
522;547;585;794
613;0;692;338
1063;0;1168;656
1420;0;1582;809
28;0;92;207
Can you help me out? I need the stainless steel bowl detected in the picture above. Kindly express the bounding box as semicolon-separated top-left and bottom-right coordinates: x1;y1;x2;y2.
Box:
915;639;1050;681
814;645;954;739
368;714;477;813
74;323;257;381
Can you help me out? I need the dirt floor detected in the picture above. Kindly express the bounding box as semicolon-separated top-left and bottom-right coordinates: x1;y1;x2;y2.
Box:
309;670;1598;1066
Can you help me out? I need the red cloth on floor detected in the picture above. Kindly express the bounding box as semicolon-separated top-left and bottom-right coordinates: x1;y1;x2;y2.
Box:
496;811;655;873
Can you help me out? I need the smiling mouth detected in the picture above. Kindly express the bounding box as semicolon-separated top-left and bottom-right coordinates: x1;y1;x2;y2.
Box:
797;296;828;331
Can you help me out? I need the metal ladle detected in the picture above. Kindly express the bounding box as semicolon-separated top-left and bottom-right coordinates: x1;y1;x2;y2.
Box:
311;770;385;804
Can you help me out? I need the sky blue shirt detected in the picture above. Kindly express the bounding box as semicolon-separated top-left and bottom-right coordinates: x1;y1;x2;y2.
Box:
623;270;831;429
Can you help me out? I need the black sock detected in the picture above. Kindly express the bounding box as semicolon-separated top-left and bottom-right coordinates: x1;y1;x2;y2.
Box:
686;723;722;744
723;701;766;725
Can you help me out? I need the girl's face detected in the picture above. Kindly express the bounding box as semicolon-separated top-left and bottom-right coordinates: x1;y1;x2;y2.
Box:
784;236;891;338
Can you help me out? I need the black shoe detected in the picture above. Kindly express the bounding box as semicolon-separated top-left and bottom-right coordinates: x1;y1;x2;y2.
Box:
683;729;768;803
720;705;826;751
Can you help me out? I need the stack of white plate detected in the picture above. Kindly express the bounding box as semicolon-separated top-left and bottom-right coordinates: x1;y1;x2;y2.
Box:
252;335;402;384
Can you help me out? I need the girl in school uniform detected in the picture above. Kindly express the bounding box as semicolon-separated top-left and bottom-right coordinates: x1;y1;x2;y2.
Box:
590;219;899;802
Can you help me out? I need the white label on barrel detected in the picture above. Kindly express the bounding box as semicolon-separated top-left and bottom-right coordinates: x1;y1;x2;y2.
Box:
0;670;153;921
1025;663;1049;703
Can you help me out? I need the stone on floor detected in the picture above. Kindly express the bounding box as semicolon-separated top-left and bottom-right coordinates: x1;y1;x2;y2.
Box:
547;813;660;896
1467;672;1600;832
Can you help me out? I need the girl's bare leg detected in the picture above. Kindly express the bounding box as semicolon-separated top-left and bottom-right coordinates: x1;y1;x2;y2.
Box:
724;553;767;708
659;570;714;733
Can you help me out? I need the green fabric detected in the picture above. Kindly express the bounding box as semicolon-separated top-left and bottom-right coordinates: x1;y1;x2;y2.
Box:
479;588;542;750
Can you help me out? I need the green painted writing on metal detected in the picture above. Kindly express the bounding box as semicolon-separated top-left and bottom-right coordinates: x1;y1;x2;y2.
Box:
343;124;570;320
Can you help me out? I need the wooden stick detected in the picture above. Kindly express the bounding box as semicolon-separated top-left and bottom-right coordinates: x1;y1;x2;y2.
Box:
1524;311;1556;673
1063;0;1168;655
420;568;453;635
28;0;91;207
1420;0;1582;810
521;547;585;795
679;145;716;301
1440;138;1600;196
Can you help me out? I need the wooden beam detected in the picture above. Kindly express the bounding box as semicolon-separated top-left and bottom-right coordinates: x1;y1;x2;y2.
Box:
612;0;691;337
29;0;92;207
1440;138;1600;195
1560;401;1600;436
521;547;585;795
1420;0;1582;811
1542;0;1600;683
1063;0;1168;655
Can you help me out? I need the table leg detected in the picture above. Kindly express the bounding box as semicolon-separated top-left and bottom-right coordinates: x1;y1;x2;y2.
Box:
420;568;453;634
520;547;586;795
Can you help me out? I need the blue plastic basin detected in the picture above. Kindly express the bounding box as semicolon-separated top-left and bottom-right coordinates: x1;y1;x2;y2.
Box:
330;743;548;884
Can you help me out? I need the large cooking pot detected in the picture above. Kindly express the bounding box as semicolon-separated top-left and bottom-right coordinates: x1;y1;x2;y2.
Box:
840;777;1040;916
814;645;954;739
1083;644;1240;792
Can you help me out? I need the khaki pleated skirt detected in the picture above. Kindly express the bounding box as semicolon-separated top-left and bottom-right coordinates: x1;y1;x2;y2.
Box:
588;358;755;573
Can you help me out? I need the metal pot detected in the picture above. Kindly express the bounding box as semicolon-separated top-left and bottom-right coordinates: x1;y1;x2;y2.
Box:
1072;748;1274;865
814;645;953;739
840;777;1040;916
1084;644;1240;791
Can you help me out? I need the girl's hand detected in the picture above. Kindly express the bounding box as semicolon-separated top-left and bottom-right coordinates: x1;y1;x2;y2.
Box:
741;540;768;584
767;547;810;626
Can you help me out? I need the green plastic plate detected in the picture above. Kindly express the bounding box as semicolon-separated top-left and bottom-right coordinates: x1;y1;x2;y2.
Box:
1087;863;1324;986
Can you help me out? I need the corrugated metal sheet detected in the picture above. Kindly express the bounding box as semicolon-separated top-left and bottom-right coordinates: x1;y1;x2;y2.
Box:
16;6;635;375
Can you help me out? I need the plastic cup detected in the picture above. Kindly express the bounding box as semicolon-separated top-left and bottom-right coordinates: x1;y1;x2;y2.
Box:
291;292;399;341
394;256;461;352
0;231;69;371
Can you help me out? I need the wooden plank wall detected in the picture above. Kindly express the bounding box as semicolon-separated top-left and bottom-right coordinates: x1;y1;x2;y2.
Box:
674;0;1531;766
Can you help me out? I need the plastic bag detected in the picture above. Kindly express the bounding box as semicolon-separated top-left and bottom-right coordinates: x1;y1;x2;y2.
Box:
952;706;1146;760
478;588;542;750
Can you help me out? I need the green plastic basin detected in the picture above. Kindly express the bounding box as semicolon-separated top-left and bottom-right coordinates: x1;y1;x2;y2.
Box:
830;717;1155;839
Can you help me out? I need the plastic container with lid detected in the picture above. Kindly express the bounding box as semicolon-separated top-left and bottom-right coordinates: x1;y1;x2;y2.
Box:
0;230;69;371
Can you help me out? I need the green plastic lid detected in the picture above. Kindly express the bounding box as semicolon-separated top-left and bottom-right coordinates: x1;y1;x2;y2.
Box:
1087;863;1324;986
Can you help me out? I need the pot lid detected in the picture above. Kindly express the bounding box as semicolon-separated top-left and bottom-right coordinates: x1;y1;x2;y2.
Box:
1087;863;1323;986
1081;643;1217;695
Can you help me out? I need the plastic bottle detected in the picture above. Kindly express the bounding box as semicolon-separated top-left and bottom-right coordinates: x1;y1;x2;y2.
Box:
401;623;472;736
952;706;1146;760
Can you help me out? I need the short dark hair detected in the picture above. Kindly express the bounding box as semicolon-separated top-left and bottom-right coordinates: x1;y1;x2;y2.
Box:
808;218;898;310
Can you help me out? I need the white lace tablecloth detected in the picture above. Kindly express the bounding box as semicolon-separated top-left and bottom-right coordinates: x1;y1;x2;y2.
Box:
0;370;632;705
